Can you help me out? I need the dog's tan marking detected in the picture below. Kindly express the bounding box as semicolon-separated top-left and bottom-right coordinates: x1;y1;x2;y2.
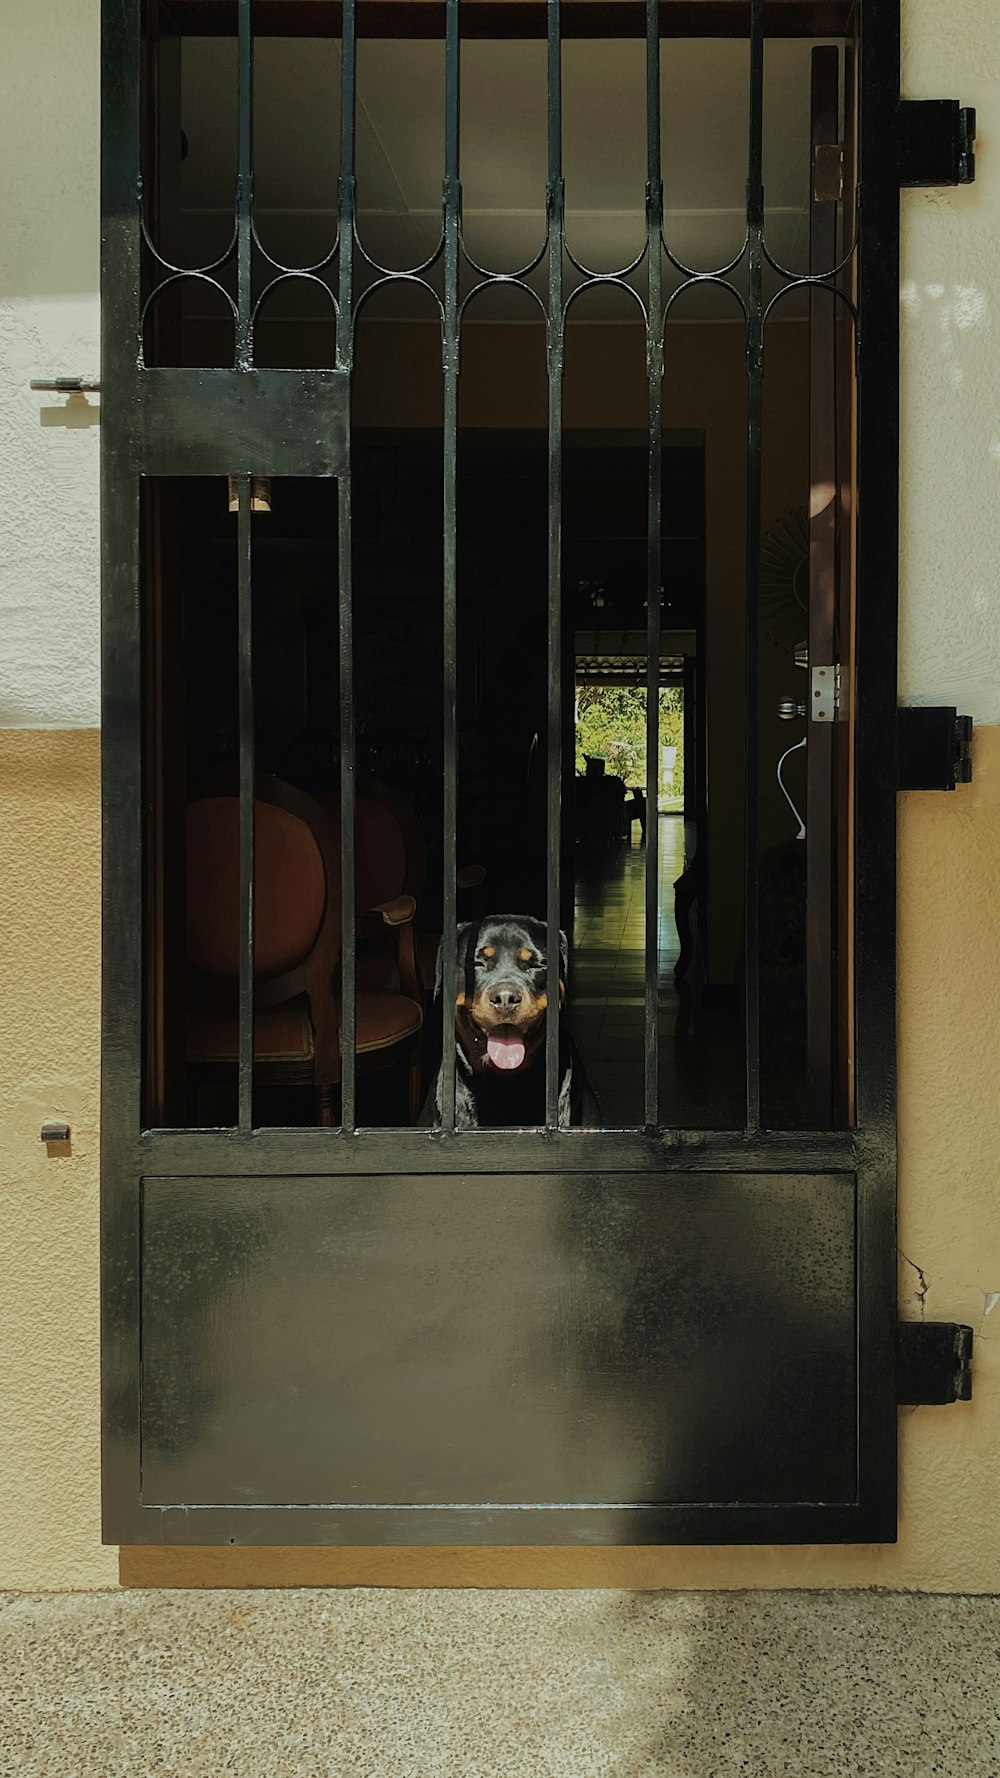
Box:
558;978;566;1003
518;947;533;963
536;992;548;1009
481;945;495;959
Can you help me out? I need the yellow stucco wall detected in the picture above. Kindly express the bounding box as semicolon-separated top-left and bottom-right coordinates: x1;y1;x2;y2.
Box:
3;726;999;1591
0;730;116;1588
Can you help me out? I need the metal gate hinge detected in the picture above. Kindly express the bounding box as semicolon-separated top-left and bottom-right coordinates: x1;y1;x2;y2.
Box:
898;1321;973;1405
899;100;976;187
810;663;840;722
897;706;973;790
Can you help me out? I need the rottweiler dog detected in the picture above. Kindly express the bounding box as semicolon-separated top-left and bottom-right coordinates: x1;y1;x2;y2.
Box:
424;915;600;1128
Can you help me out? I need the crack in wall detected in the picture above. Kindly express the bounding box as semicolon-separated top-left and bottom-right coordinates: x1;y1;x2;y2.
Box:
899;1249;930;1317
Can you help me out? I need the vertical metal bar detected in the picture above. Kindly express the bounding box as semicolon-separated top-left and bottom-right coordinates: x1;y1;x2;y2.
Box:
236;0;253;370
440;0;461;1133
235;0;255;1128
237;475;255;1130
337;0;358;1129
807;46;840;1127
854;0;900;1540
836;33;858;1130
743;0;765;1134
644;0;663;1130
101;0;144;1540
546;0;564;1128
141;18;183;1124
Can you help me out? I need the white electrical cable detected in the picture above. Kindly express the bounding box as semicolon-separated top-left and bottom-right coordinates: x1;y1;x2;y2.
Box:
776;734;807;840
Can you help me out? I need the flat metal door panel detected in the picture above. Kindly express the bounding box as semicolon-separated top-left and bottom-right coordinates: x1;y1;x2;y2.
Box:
141;1172;856;1513
136;369;350;479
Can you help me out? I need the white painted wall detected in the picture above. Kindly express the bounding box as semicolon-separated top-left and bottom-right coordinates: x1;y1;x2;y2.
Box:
900;0;1000;721
0;0;997;727
0;2;101;728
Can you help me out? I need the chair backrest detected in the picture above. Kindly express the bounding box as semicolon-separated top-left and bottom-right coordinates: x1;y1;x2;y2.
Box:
186;780;339;983
325;777;426;910
355;791;411;910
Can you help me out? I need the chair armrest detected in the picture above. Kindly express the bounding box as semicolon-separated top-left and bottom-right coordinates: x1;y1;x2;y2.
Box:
354;898;421;1000
369;894;416;927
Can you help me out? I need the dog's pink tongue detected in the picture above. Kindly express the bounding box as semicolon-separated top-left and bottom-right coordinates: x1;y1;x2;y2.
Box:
487;1034;526;1071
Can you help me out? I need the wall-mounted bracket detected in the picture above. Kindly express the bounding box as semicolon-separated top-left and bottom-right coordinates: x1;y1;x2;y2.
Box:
897;706;973;790
897;1321;973;1405
30;378;102;394
899;100;976;186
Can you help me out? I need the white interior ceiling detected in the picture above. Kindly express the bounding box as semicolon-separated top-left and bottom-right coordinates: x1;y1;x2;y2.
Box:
177;36;843;322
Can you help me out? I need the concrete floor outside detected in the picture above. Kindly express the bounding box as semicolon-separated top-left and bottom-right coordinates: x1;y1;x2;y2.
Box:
3;1587;998;1775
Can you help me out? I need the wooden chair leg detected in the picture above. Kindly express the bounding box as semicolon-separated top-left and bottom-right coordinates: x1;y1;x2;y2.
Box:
316;1083;335;1127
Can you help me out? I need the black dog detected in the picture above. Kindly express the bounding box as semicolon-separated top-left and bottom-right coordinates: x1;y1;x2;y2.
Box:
424;915;600;1128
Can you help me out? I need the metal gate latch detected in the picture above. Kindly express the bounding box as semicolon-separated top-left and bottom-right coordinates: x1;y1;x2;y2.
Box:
899;100;976;186
30;378;102;394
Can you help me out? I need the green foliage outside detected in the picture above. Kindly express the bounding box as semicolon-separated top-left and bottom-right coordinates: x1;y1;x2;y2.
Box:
575;685;684;802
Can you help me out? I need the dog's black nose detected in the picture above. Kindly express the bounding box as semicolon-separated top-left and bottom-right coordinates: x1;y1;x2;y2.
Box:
489;984;522;1011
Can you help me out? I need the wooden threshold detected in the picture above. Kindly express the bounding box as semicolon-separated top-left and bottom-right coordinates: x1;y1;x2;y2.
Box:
117;1544;769;1588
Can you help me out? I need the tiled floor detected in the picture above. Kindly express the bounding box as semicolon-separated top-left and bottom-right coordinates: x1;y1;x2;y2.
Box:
570;813;683;1127
570;814;743;1127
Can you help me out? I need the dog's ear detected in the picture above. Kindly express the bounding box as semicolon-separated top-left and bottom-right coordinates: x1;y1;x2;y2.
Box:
435;921;476;1000
559;928;569;1001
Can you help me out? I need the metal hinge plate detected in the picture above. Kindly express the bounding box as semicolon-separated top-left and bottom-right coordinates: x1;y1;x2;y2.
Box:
897;706;973;790
898;1321;973;1405
899;100;976;187
811;663;840;722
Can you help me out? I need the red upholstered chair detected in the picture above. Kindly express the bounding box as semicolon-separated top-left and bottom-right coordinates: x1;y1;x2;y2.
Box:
350;778;485;996
351;780;429;994
185;777;423;1125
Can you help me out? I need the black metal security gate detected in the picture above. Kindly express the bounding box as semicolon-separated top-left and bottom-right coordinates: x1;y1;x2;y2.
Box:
102;0;901;1543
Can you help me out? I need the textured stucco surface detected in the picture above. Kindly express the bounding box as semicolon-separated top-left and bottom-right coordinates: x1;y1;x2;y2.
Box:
899;0;1000;720
0;732;115;1589
0;2;100;727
